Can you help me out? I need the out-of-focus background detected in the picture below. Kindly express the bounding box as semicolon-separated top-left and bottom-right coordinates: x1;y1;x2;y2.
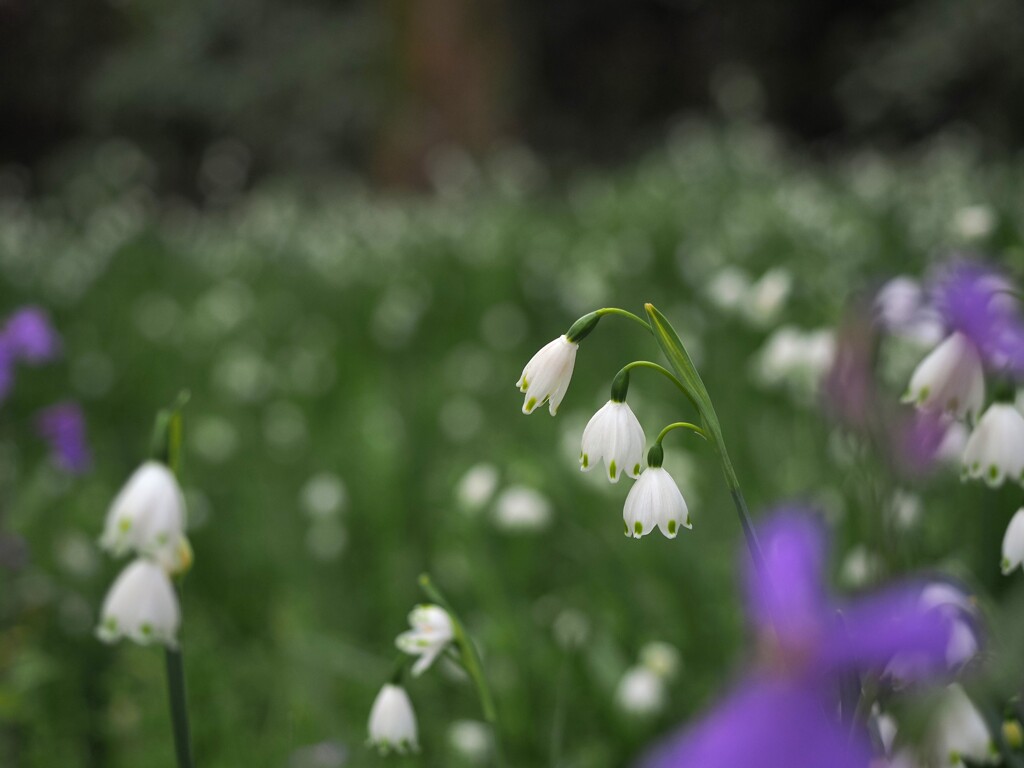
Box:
2;1;1024;766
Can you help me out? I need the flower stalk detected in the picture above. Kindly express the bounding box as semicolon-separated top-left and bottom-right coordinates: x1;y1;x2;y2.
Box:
152;393;194;768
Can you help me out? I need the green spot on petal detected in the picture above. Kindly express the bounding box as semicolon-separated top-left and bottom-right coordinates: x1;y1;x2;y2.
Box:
633;463;641;476
633;521;642;536
582;454;589;468
609;460;617;480
526;397;537;412
990;465;1000;480
668;520;677;535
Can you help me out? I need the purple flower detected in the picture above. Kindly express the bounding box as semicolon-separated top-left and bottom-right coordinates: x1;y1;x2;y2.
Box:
35;402;91;475
638;509;968;768
932;260;1024;372
2;306;61;364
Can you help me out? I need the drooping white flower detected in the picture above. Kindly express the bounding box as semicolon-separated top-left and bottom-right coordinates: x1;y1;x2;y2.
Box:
615;665;666;716
96;559;180;647
367;684;419;754
517;336;578;415
962;403;1024;487
930;684;996;766
623;466;690;539
903;333;985;421
1001;508;1024;575
920;582;979;670
100;461;186;563
395;604;455;676
580;400;645;482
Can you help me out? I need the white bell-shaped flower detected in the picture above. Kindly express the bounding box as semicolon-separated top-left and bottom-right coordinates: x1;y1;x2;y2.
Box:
1001;508;1024;575
903;333;985;421
395;604;455;676
100;461;186;562
930;684;996;765
623;465;690;540
96;558;180;647
962;403;1024;487
367;684;419;754
517;336;578;415
580;400;645;482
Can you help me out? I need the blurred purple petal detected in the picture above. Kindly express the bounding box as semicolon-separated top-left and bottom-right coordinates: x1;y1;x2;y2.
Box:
3;306;61;364
932;260;1024;372
745;509;830;646
821;584;955;678
637;678;871;768
35;402;92;475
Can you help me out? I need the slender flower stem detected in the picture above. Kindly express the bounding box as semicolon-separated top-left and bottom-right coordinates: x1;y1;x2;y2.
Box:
616;361;699;411
151;394;195;768
592;307;653;331
418;574;504;767
654;421;708;445
165;648;195;768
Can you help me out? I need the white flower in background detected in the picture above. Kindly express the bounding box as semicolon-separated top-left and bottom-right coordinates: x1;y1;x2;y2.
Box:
875;277;945;348
888;489;923;530
706;266;751;313
743;267;792;327
615;666;666;716
753;326;835;399
96;559;180;647
580;400;646;482
919;582;979;670
100;461;186;563
962;403;1024;487
936;421;971;466
455;463;500;511
623;467;690;539
930;684;996;766
367;684;419;754
1001;508;1024;575
875;709;898;756
517;336;578;415
493;485;551;532
903;333;984;421
639;641;681;680
395;604;455;676
447;720;491;764
953;204;996;241
839;545;882;588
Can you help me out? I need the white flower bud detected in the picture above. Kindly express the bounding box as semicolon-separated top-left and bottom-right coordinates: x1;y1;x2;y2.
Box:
903;333;985;421
100;461;186;563
367;684;418;754
580;400;646;482
517;336;578;415
96;559;180;647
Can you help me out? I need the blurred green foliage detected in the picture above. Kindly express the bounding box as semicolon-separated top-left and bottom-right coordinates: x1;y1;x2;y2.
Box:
2;122;1024;766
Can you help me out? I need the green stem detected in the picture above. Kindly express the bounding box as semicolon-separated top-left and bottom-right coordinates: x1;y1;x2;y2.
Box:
654;422;707;445
592;307;652;331
616;361;699;411
164;646;195;768
418;574;503;767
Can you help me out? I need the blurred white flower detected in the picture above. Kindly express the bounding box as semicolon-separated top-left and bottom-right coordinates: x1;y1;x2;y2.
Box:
936;421;971;466
962;403;1024;487
888;489;923;530
639;641;681;680
300;472;348;520
447;720;491;764
839;545;882;588
615;666;666;716
623;467;690;539
1001;508;1024;575
493;486;551;533
368;684;419;754
753;326;835;399
930;684;995;766
953;205;995;241
919;583;979;670
706;266;751;313
96;559;180;647
875;709;898;756
552;608;591;650
517;336;578;415
100;461;186;565
456;463;500;511
396;604;455;677
743;268;792;327
580;400;646;482
903;333;984;421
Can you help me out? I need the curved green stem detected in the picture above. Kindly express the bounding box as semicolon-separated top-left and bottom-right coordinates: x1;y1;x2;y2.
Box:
616;361;699;412
655;422;707;445
418;574;504;767
593;307;652;331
